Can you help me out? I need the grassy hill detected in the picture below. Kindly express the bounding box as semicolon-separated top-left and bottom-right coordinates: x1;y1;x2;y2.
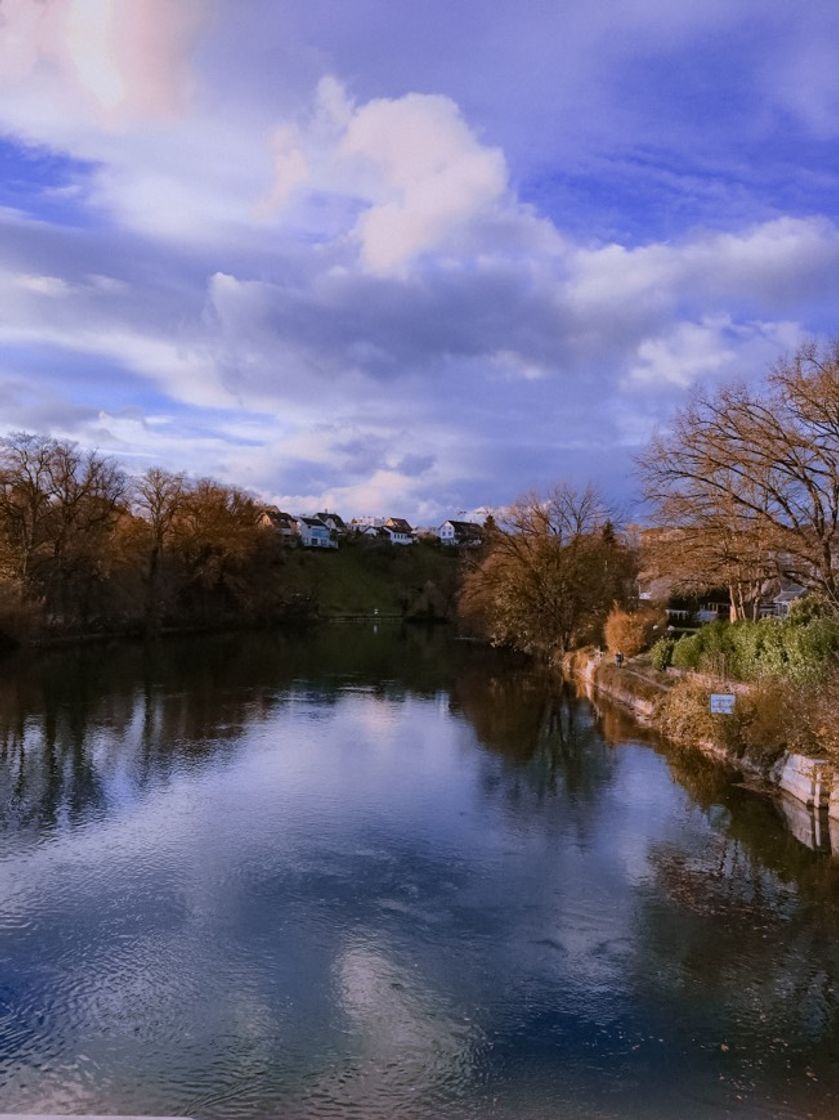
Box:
277;537;464;618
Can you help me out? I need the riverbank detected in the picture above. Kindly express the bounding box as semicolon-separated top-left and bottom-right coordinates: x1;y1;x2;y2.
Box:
0;541;461;654
563;647;839;837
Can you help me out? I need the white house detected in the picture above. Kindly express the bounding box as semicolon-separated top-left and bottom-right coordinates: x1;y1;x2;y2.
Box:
359;524;389;541
316;511;348;536
383;517;417;545
438;519;483;547
758;579;807;618
296;516;337;548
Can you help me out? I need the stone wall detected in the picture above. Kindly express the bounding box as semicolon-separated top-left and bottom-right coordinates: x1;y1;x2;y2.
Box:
564;649;839;849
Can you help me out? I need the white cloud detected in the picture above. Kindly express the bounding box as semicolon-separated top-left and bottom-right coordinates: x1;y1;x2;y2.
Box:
0;0;205;126
567;217;839;326
625;315;805;389
13;273;70;296
250;80;513;271
340;92;508;272
255;124;309;216
0;259;227;409
491;350;549;382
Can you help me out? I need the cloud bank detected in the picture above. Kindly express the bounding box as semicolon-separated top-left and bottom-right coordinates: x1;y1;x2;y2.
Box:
0;0;838;519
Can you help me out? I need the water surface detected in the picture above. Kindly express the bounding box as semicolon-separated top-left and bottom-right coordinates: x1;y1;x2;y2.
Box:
1;625;839;1119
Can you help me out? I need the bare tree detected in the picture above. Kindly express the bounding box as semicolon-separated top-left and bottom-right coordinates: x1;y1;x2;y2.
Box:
133;467;189;632
0;434;126;623
640;505;776;621
42;442;127;624
460;484;636;656
639;340;839;611
0;432;57;590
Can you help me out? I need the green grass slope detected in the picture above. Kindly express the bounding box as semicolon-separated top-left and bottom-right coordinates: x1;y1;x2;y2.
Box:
278;538;463;617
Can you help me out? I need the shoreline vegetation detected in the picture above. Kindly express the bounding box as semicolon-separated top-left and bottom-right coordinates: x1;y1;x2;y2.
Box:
0;538;462;654
0;429;463;654
563;646;839;837
457;341;839;804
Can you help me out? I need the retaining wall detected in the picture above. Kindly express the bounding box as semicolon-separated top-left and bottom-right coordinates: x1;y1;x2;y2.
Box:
565;650;839;846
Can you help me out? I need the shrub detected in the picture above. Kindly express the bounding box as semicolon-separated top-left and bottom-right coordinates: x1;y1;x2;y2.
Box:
604;605;665;657
657;631;839;763
671;632;701;670
666;617;839;683
736;678;798;760
787;594;836;626
669;621;736;675
657;677;790;764
694;620;738;677
723;617;839;682
785;618;839;682
650;636;676;671
801;667;839;760
657;679;734;751
728;618;785;679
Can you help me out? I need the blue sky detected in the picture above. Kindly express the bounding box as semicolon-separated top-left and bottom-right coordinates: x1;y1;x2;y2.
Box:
1;0;839;522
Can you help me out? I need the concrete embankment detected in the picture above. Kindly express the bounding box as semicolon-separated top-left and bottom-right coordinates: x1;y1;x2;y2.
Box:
564;649;839;853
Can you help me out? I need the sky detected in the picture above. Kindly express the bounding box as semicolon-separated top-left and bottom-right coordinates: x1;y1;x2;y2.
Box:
1;0;839;523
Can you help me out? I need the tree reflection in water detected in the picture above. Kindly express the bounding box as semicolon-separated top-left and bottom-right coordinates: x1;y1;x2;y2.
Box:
3;625;839;1118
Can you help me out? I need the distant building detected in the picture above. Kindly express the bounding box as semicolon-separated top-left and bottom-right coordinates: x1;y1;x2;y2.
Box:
438;519;483;547
359;524;389;541
637;574;729;624
316;512;348;536
351;515;384;529
296;516;337;548
694;596;730;623
383;517;417;545
257;507;298;539
758;579;807;619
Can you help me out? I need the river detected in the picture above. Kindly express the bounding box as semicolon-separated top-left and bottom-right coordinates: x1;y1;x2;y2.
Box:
1;624;838;1119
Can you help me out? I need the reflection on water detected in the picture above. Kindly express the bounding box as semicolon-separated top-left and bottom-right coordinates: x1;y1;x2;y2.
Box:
1;624;839;1119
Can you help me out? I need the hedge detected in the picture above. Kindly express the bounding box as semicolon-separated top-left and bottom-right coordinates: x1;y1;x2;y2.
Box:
668;616;839;682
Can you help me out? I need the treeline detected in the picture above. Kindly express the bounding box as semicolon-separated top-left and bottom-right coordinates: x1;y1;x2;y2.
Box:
0;434;292;644
2;339;837;661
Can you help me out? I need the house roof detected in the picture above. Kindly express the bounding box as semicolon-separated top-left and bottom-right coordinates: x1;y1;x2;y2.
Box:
317;511;346;530
385;517;414;534
774;584;806;604
298;515;328;529
259;506;297;529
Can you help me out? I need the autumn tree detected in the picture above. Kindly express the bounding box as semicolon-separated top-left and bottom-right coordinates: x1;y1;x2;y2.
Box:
459;484;637;656
0;433;126;625
173;480;283;620
132;467;189;633
0;432;58;591
603;604;666;656
41;441;127;623
640;340;839;613
0;428;314;638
